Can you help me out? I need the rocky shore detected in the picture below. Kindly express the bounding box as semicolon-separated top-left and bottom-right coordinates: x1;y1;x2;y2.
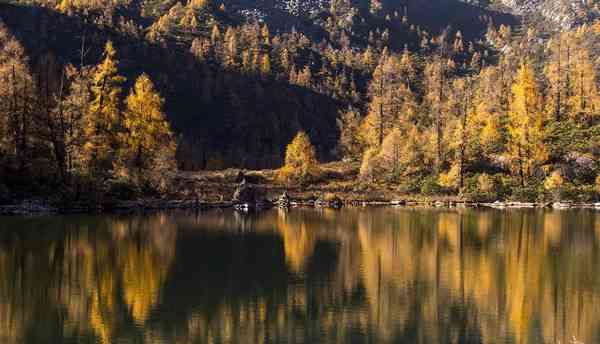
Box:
3;181;600;216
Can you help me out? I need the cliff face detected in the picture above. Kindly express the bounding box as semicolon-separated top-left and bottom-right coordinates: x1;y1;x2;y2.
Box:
499;0;598;28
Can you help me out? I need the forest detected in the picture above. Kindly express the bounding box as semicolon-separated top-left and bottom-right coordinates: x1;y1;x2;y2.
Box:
0;0;599;203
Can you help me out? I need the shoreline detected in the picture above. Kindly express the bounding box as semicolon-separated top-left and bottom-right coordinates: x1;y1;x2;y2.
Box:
1;196;599;216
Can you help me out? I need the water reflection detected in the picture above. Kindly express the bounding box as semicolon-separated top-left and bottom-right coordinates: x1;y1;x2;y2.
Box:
0;208;599;343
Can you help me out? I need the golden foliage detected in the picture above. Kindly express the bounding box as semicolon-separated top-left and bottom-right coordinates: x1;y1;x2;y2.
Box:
507;61;548;183
278;131;318;182
543;170;564;190
84;41;125;174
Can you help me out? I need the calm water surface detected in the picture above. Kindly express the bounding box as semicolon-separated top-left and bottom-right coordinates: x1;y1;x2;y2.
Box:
1;208;599;344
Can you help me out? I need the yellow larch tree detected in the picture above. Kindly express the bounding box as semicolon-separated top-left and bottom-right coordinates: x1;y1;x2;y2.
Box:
507;61;548;186
84;41;125;176
360;53;405;149
568;44;598;121
544;34;570;121
119;73;177;186
279;131;318;182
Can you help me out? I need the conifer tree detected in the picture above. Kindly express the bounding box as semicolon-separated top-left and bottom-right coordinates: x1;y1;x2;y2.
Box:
119;74;176;185
279;131;318;182
508;61;547;185
0;22;35;172
424;55;448;174
84;41;125;176
337;107;362;160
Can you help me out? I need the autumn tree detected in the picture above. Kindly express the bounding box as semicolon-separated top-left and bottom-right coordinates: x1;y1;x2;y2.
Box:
361;53;405;148
544;34;569;121
118;73;176;188
507;61;547;186
0;22;35;172
424;54;449;174
61;64;93;175
568;44;598;121
83;41;125;177
279;131;318;182
337;107;362;160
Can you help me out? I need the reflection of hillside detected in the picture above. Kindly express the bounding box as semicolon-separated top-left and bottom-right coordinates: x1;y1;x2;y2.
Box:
0;215;176;344
181;208;600;344
1;209;600;343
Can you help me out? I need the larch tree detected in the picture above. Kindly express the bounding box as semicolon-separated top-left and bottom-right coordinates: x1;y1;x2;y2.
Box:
379;128;403;180
424;54;449;174
84;41;125;177
544;35;569;121
473;66;508;155
223;27;238;69
445;77;474;189
507;61;547;186
279;131;318;182
361;53;403;148
337;106;362;160
62;64;93;175
568;44;598;121
0;22;35;172
119;73;176;186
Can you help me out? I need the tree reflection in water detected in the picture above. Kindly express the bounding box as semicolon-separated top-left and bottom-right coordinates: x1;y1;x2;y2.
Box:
0;208;599;343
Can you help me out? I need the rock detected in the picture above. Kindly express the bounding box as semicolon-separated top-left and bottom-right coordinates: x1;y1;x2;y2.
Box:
315;195;343;209
0;200;57;215
277;192;291;208
552;201;572;209
232;179;256;203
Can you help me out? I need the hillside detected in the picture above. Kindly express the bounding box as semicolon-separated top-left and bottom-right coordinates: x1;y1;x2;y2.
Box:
0;0;599;204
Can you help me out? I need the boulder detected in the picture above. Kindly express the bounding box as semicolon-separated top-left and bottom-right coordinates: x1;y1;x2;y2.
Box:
277;192;291;208
315;194;343;209
232;179;255;203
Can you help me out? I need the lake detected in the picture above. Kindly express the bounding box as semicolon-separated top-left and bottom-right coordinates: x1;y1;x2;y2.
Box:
0;208;599;344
